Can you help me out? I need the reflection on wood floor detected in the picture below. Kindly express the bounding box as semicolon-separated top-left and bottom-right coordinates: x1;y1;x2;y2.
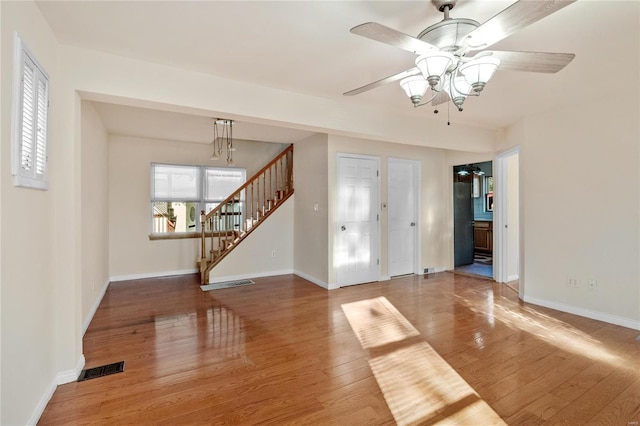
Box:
39;273;640;425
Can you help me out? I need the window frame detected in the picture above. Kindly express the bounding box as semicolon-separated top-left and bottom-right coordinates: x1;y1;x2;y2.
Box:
11;33;50;190
149;163;246;237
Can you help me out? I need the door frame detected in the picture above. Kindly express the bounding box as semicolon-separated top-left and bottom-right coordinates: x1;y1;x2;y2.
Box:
494;146;521;295
387;157;421;277
335;153;381;287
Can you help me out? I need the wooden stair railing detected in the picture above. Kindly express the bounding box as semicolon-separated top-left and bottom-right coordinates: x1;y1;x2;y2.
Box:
199;144;293;284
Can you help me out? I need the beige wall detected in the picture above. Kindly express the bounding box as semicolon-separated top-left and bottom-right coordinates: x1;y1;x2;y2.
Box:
293;134;329;286
210;196;294;282
108;134;286;279
61;44;494;153
0;1;82;424
505;89;640;328
80;101;110;329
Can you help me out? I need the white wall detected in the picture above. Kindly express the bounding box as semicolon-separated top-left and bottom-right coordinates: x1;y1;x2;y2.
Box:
293;134;329;287
0;1;82;424
80;101;110;330
210;196;294;282
108;134;286;280
507;88;640;329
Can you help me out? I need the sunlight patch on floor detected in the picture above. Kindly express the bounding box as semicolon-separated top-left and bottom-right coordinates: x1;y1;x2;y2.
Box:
454;294;626;369
342;297;505;425
341;296;419;349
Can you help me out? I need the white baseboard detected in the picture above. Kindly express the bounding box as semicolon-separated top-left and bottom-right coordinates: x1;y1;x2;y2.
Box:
83;279;110;335
507;274;519;282
27;379;56;426
29;355;85;426
209;269;294;284
523;295;640;331
379;275;391;282
56;354;85;385
110;268;198;282
294;270;334;290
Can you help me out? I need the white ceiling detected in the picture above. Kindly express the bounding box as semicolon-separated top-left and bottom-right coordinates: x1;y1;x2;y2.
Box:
37;0;639;142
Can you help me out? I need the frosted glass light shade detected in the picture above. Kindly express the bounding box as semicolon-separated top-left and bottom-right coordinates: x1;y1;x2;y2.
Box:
448;76;472;98
459;57;500;93
400;75;429;105
415;52;455;87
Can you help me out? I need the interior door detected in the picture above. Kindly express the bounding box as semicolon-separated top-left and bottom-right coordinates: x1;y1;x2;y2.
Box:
336;155;379;287
454;182;474;266
388;158;419;277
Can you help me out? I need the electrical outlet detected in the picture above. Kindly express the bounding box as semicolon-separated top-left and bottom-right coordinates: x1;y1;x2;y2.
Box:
271;250;276;258
587;279;597;291
566;276;579;288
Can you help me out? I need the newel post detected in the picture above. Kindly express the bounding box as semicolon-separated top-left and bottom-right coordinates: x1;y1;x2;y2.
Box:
200;210;207;283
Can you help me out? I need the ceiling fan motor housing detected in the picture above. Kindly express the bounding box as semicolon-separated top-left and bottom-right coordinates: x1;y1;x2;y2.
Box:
417;18;479;53
431;0;457;12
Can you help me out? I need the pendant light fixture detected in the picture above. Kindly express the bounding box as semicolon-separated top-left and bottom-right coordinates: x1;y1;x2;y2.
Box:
210;118;235;165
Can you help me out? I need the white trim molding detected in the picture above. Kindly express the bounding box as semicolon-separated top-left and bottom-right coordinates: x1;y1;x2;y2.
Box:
209;269;294;284
29;355;86;425
83;279;110;335
294;270;333;290
524;295;640;331
110;268;198;282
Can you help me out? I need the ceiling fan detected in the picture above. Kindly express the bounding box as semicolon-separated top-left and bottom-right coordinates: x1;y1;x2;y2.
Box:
344;0;576;113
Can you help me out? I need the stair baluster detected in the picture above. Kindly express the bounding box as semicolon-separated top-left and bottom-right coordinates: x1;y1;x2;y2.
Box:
199;145;294;284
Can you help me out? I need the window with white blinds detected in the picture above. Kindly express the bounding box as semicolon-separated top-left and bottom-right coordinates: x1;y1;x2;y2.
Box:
11;34;50;190
150;164;246;234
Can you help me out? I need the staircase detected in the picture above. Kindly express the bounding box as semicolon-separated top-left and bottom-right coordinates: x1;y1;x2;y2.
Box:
199;145;293;284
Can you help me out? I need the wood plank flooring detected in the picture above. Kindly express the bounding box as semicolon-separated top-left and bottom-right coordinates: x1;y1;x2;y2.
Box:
39;273;640;425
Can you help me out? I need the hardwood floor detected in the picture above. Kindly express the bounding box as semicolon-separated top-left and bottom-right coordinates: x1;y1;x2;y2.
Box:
39;273;640;425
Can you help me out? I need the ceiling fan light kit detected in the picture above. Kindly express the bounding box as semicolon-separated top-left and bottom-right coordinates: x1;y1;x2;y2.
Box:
346;0;576;120
459;57;500;93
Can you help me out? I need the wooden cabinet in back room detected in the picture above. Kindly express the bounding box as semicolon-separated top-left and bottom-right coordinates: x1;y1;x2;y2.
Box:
473;221;493;253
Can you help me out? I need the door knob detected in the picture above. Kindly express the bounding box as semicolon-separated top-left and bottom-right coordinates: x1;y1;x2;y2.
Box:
410;222;416;227
341;225;346;231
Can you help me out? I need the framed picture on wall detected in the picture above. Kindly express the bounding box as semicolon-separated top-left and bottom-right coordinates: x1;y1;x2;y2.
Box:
485;192;494;212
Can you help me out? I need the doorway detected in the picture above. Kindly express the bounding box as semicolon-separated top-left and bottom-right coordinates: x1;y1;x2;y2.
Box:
453;161;493;278
336;154;380;287
388;158;420;277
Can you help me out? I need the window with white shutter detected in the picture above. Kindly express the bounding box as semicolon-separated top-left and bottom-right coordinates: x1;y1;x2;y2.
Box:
11;34;49;190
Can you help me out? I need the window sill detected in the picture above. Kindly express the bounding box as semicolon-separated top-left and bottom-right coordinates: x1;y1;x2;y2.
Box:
149;232;200;241
149;231;239;241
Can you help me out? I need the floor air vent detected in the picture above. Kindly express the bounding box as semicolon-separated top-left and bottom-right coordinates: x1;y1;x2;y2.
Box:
201;279;255;291
77;361;125;382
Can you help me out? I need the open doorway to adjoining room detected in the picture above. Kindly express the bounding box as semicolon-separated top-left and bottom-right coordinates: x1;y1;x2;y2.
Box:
453;161;493;278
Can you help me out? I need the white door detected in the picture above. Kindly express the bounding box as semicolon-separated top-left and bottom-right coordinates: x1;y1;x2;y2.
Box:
495;146;521;290
388;158;419;277
336;155;379;287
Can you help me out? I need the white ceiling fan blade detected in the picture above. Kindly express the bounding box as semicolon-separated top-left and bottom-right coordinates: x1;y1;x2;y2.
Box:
350;22;438;54
478;50;575;73
464;0;577;51
344;67;421;96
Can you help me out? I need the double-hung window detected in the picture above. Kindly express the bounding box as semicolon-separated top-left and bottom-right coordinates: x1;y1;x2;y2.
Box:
150;164;246;235
11;34;49;190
